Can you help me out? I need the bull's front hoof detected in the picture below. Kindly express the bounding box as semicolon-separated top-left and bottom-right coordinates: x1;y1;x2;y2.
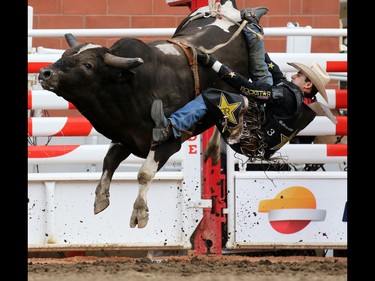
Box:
129;209;149;228
94;195;110;215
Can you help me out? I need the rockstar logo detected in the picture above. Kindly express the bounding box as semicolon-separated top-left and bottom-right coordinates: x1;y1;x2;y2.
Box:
229;71;236;78
218;93;241;124
268;62;275;69
270;131;298;150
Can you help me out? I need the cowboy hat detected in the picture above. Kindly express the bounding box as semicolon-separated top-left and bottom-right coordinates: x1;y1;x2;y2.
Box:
287;61;330;103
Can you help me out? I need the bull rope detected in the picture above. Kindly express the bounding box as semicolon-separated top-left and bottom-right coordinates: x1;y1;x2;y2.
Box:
199;20;249;54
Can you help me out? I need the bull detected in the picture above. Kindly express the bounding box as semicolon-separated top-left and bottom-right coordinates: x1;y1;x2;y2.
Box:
38;0;251;228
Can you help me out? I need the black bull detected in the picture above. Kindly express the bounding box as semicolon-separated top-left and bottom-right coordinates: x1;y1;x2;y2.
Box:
38;1;251;228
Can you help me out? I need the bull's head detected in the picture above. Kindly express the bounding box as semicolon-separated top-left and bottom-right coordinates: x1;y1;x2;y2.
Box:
38;33;144;93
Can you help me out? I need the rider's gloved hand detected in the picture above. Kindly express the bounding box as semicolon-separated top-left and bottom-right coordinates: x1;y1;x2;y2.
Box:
196;49;217;68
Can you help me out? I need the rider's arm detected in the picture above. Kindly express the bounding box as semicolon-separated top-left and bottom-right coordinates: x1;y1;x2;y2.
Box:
197;50;284;104
211;60;273;101
264;53;286;85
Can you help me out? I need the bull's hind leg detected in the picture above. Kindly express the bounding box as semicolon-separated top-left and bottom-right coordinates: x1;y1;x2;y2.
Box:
94;142;131;214
130;140;181;228
203;126;222;165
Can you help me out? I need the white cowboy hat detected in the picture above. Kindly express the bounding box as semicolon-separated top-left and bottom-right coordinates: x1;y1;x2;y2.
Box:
287;61;330;103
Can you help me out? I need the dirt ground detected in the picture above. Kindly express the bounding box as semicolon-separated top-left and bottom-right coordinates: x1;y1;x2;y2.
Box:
28;252;347;281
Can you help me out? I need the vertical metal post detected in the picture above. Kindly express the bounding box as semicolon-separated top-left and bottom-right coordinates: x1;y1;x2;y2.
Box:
192;127;226;255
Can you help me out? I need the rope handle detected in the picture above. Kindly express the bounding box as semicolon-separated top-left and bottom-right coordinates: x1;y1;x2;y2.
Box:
197;5;264;54
199;19;248;54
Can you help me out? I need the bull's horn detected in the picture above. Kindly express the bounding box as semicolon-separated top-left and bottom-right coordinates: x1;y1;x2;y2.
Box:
65;33;80;47
104;53;144;69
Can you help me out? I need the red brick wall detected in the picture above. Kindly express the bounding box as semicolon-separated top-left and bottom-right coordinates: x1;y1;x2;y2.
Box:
28;0;341;53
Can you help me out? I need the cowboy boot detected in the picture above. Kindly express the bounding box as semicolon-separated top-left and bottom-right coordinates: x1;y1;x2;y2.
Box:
241;8;273;86
240;7;268;25
151;99;173;142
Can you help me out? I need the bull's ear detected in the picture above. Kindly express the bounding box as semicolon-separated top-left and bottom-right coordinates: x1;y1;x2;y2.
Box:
65;33;80;47
104;53;144;70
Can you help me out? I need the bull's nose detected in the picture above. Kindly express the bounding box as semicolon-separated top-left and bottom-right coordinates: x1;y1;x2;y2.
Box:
38;68;52;81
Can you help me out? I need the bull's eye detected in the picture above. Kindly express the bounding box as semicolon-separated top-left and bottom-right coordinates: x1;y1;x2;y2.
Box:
84;63;93;69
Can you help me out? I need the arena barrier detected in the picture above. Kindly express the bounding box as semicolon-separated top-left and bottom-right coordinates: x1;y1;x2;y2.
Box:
28;53;347;78
28;116;347;137
28;88;347;110
28;137;208;251
28;10;347;253
27;89;347;137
